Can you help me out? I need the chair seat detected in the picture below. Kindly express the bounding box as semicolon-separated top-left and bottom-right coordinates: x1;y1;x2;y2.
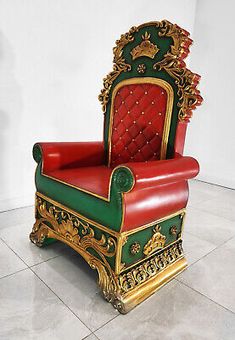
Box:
45;164;188;231
47;166;112;199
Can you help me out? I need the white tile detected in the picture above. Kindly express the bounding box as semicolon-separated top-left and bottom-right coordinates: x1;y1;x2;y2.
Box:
32;253;118;331
185;207;235;246
95;280;235;340
197;196;235;221
0;239;26;278
183;232;216;265
0;269;90;340
0;223;70;266
188;180;219;206
178;236;235;313
0;206;34;230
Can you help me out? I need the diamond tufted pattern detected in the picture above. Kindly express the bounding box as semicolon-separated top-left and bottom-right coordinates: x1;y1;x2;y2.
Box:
109;83;168;167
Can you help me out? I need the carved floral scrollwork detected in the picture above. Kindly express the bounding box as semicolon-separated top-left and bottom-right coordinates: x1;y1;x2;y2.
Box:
98;26;138;113
154;20;203;121
30;197;116;257
119;240;183;293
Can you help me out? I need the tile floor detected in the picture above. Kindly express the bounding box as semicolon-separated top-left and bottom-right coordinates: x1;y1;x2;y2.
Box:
0;180;235;339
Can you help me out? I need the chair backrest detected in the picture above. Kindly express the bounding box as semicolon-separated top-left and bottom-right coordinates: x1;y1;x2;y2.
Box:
99;20;202;167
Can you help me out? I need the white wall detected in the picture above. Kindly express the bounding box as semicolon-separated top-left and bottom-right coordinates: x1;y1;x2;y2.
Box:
0;0;197;211
185;0;235;189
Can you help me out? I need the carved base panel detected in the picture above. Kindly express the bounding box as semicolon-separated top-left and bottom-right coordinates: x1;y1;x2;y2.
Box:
30;193;187;313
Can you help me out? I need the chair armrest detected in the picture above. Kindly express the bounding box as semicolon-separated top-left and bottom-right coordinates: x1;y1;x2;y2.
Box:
118;156;199;191
33;142;105;172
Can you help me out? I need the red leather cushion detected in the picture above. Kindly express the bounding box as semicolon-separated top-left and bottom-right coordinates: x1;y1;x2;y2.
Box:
47;166;112;199
110;83;167;167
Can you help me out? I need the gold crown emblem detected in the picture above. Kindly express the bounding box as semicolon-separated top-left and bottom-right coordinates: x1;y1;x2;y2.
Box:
143;225;166;256
130;32;159;60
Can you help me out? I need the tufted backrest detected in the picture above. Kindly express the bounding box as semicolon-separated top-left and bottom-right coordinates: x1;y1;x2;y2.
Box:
99;20;203;167
108;79;173;167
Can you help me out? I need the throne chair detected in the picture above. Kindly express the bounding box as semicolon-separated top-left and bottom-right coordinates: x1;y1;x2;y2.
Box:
30;20;202;313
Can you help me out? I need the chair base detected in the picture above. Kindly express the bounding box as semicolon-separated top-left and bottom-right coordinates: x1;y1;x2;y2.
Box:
29;193;187;313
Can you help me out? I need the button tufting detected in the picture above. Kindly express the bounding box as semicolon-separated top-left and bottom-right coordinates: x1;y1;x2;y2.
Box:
110;83;167;166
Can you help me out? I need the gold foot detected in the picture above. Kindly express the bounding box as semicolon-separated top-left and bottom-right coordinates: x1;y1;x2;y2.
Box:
29;220;49;247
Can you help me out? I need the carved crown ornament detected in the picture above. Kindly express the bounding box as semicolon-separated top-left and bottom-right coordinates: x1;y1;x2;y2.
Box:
98;20;202;121
143;225;166;256
130;32;159;60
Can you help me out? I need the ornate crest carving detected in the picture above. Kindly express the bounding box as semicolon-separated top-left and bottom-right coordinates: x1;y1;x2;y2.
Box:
130;32;159;60
153;20;203;121
98;26;138;112
98;20;202;121
143;225;166;256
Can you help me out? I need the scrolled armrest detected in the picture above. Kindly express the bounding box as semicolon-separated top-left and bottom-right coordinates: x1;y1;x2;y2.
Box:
33;142;104;173
119;156;199;191
111;166;134;193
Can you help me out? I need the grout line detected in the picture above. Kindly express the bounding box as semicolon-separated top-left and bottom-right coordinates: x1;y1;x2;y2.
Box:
195;179;235;191
0;236;93;332
0;205;34;214
30;267;93;333
0;267;28;281
183;234;235;269
92;313;120;334
176;279;235;315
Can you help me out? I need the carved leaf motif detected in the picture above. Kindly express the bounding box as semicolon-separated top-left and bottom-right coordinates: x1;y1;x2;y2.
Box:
34;197;116;257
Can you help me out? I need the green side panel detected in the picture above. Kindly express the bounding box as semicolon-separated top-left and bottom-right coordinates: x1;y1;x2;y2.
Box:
35;164;123;231
121;214;183;269
103;24;180;162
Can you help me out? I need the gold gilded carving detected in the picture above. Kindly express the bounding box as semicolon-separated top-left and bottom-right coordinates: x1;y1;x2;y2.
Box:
130;242;141;255
170;225;178;235
153;20;202;121
30;197;116;257
98;26;138;112
130;32;159;60
143;225;166;256
119;240;184;293
137;63;146;74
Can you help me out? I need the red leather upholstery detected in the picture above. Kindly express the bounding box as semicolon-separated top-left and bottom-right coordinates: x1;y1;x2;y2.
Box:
121;156;199;191
38;142;105;173
47;166;112;198
120;156;199;231
122;181;188;232
110;83;167;167
38;141;199;231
